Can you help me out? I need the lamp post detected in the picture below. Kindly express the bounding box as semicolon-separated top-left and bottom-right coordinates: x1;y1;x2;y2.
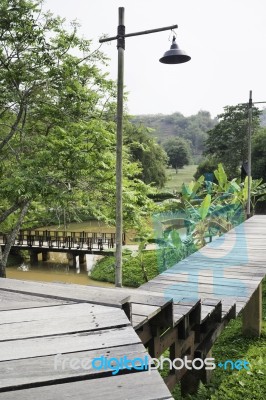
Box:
247;90;252;219
99;7;190;287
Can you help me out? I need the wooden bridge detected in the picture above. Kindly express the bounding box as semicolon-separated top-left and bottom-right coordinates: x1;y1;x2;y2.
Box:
0;229;127;267
0;215;265;399
0;229;126;253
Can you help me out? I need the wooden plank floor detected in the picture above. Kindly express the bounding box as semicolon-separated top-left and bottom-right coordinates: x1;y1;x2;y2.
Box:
0;288;173;399
140;215;266;316
0;215;265;398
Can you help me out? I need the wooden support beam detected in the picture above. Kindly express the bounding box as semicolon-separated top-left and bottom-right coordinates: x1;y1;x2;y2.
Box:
201;350;212;384
242;282;262;337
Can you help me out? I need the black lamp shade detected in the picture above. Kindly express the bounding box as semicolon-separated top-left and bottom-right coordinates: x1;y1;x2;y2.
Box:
159;36;191;64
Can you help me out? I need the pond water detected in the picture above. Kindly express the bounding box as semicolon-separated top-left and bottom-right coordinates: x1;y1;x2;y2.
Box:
6;252;114;288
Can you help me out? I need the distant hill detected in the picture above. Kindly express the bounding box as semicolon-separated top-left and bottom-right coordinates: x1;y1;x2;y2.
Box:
131;110;217;163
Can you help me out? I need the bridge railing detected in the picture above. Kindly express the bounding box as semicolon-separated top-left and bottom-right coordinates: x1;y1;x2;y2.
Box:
0;230;126;251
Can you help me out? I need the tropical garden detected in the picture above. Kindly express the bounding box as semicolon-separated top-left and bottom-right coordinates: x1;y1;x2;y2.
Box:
1;1;266;399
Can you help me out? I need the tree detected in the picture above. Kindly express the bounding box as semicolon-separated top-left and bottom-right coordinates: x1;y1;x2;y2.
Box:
163;137;191;173
132;110;216;162
0;0;153;277
125;123;168;188
204;104;261;177
194;157;219;181
252;128;266;182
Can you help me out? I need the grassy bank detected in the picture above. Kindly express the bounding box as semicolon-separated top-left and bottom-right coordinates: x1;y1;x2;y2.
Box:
90;250;167;287
90;244;192;287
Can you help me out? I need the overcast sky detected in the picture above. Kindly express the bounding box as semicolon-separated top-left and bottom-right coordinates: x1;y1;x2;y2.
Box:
43;0;266;118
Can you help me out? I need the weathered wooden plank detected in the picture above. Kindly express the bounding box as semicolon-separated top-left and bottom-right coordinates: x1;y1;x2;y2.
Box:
128;292;172;308
173;313;185;324
0;289;72;311
154;273;259;289
131;303;161;318
0;326;141;361
132;314;148;329
143;281;246;298
165;261;266;275
162;269;264;281
200;304;221;324
0;370;173;400
173;304;192;315
0;302;119;324
0;308;129;341
0;279;130;308
0;343;148;390
142;280;252;299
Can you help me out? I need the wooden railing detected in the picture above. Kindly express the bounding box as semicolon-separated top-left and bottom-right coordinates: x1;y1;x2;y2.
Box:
0;230;126;251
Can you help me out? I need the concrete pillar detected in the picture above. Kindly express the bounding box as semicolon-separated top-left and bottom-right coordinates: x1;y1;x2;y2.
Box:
42;251;50;262
67;253;80;270
79;254;86;264
73;255;80;270
29;251;39;264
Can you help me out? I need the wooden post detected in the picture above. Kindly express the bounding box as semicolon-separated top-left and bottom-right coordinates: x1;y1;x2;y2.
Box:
181;369;201;396
201;350;212;385
115;7;125;288
242;283;262;337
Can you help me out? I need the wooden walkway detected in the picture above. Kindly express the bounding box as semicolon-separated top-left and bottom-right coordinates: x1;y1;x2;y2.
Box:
0;281;173;399
0;215;265;398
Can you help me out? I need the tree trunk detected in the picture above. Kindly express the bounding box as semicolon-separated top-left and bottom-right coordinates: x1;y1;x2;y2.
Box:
0;246;6;278
140;257;149;283
0;201;30;278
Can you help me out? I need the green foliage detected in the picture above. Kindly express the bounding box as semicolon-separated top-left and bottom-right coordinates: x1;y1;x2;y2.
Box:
90;251;160;287
157;163;266;252
132;110;216;162
0;0;155;275
91;240;194;287
205;104;261;177
252;128;266;183
0;0;116;223
194;158;219;181
163;137;192;172
124;123;168;188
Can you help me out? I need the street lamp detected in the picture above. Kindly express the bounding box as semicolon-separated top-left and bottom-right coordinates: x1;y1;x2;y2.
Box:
99;7;190;287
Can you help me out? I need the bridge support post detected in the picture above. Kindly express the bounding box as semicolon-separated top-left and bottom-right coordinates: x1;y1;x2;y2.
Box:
74;255;80;270
79;254;86;264
29;250;39;265
67;253;80;270
242;282;262;337
42;251;50;262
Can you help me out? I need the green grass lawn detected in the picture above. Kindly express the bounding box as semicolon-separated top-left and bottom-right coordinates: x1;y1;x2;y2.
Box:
164;165;198;192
